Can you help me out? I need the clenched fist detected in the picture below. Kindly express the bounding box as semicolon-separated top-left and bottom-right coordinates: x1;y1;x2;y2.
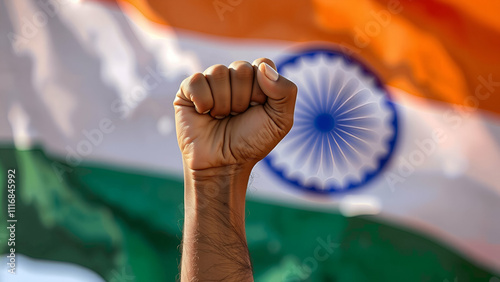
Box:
174;58;297;172
175;58;297;281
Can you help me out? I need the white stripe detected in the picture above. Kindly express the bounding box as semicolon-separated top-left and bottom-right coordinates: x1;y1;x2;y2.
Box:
0;254;104;282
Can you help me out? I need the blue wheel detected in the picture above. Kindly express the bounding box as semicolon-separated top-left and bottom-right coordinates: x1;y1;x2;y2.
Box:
264;49;398;193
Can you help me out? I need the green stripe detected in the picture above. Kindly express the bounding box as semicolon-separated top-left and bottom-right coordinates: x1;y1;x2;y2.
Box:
1;146;498;281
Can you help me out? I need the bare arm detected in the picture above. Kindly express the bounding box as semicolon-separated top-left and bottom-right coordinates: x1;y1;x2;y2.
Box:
174;58;297;281
181;166;253;281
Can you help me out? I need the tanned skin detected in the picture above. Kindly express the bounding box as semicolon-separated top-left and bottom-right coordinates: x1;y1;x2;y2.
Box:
174;58;297;281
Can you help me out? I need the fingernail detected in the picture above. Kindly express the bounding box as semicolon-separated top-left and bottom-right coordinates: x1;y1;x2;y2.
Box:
260;62;279;82
250;101;260;106
215;115;225;119
230;112;238;115
202;110;210;114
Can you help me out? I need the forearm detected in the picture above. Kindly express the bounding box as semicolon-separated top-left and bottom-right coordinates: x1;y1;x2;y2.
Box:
181;164;254;281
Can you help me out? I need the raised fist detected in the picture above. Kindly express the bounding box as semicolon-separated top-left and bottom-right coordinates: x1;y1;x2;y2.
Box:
174;58;297;172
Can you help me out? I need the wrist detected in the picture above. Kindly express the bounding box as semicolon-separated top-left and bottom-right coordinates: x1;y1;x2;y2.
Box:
183;163;253;220
185;163;254;182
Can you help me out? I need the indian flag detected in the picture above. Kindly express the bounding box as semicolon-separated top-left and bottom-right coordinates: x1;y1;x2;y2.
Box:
1;0;499;281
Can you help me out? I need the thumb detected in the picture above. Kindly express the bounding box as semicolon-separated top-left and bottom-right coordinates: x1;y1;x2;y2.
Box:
256;62;297;122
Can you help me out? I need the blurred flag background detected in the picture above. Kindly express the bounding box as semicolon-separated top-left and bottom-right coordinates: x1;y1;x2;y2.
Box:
1;0;499;281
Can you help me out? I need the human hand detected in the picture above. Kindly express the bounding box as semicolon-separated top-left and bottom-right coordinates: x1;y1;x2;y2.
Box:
173;58;297;172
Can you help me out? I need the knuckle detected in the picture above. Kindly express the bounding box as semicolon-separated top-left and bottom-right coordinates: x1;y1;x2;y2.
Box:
229;60;247;68
231;62;254;79
180;77;189;89
283;78;298;95
188;72;205;85
206;64;228;81
253;57;275;69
